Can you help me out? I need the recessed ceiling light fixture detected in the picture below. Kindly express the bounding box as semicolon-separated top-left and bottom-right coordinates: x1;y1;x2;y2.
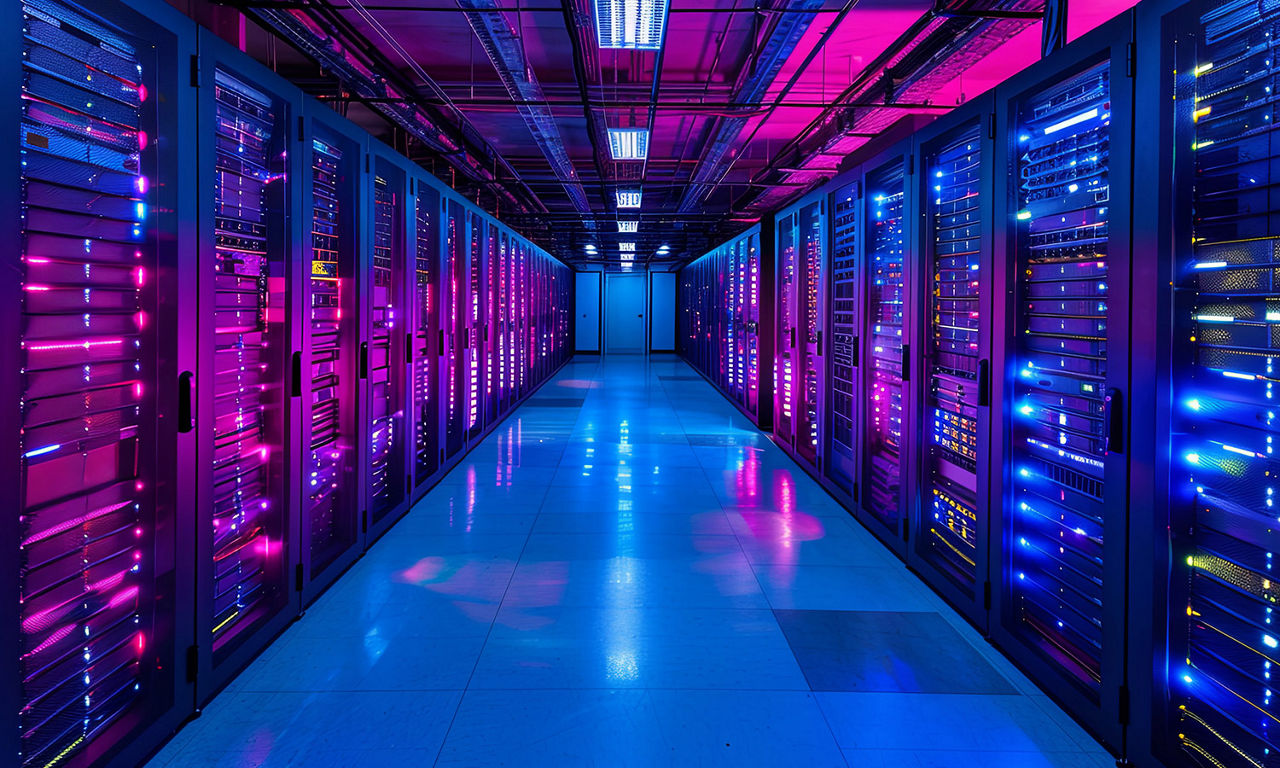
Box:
616;189;642;208
618;220;639;233
595;0;668;51
607;128;649;160
619;242;636;252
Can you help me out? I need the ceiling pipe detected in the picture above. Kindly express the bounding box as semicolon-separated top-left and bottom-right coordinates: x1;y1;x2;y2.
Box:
456;0;593;213
247;2;545;214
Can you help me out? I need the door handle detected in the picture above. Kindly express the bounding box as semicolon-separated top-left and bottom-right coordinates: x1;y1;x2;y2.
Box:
1104;387;1124;455
977;359;990;407
291;352;303;397
359;342;369;378
177;371;194;433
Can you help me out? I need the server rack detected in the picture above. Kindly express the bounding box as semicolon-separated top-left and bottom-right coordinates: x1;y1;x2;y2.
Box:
442;196;468;461
825;175;862;501
297;103;364;603
859;140;916;556
484;224;501;426
4;1;197;766
192;30;301;702
364;148;411;540
677;226;769;425
990;13;1135;751
465;210;486;441
774;191;827;470
909;99;996;627
1134;1;1280;766
409;171;442;494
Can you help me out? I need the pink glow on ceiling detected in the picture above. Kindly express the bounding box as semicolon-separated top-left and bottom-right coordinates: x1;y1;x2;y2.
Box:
1069;0;1141;42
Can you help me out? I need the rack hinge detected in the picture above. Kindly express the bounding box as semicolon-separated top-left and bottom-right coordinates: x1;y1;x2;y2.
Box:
1118;685;1131;725
295;563;305;592
906;154;915;176
297;116;305;142
988;113;996;140
185;645;199;683
189;55;200;88
983;581;992;610
1126;41;1136;78
365;154;370;173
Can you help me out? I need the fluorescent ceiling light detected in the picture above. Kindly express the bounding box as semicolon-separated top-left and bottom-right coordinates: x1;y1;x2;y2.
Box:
608;128;649;160
618;220;639;233
595;0;668;51
619;242;635;251
621;252;634;261
656;244;669;253
616;189;642;208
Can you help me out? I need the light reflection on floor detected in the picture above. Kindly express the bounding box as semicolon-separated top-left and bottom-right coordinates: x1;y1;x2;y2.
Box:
148;355;1114;768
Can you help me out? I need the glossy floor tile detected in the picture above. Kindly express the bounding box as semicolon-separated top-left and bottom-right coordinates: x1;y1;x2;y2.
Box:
149;355;1114;768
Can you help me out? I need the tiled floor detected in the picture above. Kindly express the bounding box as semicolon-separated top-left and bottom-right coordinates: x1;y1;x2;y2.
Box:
148;355;1116;768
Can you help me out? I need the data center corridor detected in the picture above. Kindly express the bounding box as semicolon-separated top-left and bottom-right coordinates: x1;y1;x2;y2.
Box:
146;355;1113;768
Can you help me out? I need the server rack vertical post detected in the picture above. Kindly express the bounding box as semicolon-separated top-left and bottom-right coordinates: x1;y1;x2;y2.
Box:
192;29;302;703
365;146;413;541
989;12;1136;752
7;1;198;766
859;138;917;558
297;103;365;603
909;98;997;628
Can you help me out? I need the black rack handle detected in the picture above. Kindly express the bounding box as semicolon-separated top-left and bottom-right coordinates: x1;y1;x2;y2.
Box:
852;335;859;368
816;330;823;354
977;359;990;407
438;329;445;355
405;333;412;364
790;328;796;348
1104;387;1124;455
900;343;911;381
291;352;303;397
359;342;369;379
177;371;194;433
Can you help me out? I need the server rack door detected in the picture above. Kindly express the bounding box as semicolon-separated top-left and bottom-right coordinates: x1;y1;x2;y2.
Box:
799;199;827;468
827;178;862;499
442;198;466;460
298;113;363;601
910;105;995;626
991;15;1134;749
746;232;763;417
1150;2;1280;766
861;151;913;552
193;36;301;699
507;239;520;401
365;156;409;534
411;177;440;490
7;2;197;765
486;226;500;424
465;212;484;441
497;233;509;413
775;213;799;448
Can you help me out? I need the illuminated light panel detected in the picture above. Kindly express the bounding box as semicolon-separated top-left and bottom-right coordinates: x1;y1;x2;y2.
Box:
1042;107;1100;135
595;0;668;50
619;242;635;252
607;128;650;160
616;188;643;208
618;220;639;233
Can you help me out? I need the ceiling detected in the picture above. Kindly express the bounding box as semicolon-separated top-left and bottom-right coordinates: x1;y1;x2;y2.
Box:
175;0;1138;269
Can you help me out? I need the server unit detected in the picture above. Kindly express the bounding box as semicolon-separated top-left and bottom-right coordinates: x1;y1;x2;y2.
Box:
860;140;916;555
192;31;301;700
297;104;364;602
990;13;1135;750
774;192;827;470
442;197;468;461
4;1;197;766
909;99;996;626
